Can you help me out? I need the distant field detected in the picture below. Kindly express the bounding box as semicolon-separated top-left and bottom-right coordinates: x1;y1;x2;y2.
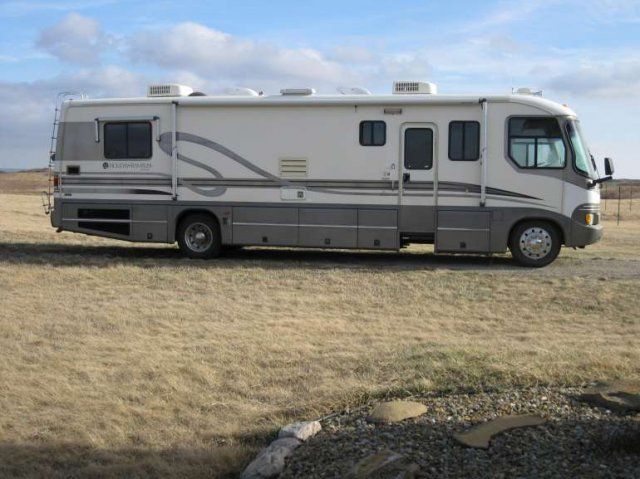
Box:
0;172;639;478
0;169;49;195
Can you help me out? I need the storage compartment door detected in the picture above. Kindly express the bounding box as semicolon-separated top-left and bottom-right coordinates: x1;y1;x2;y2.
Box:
436;210;490;253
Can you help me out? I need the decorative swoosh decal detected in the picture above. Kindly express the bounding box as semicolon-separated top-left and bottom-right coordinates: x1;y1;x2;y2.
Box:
157;131;541;202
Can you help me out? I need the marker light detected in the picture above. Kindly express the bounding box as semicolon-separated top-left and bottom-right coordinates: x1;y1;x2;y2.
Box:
585;213;594;225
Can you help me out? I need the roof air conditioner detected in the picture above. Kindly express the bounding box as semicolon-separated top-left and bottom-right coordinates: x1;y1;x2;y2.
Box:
147;84;194;97
393;81;437;95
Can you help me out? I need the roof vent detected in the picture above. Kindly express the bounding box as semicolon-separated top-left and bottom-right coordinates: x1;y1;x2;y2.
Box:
280;88;315;96
337;86;372;95
147;84;194;97
514;87;543;96
393;81;437;95
224;87;260;96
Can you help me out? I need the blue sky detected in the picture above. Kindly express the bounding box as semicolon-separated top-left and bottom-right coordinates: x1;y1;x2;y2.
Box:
1;0;639;176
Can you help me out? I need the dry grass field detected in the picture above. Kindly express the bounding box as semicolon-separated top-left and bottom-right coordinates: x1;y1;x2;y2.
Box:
1;171;639;478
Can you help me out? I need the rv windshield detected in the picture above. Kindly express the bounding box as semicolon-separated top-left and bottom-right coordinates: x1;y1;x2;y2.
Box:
566;120;597;179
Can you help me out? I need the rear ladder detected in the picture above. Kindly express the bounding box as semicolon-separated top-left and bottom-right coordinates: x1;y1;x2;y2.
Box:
42;92;85;215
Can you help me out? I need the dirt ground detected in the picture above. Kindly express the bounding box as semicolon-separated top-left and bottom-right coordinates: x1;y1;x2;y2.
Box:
0;172;638;478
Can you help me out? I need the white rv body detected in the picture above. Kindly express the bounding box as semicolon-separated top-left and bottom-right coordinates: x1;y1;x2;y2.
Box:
49;84;603;263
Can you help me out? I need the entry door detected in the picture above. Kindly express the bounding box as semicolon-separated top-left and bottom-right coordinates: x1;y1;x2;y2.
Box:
399;123;437;234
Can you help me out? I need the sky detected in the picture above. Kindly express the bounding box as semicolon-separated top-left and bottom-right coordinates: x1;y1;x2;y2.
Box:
0;0;639;177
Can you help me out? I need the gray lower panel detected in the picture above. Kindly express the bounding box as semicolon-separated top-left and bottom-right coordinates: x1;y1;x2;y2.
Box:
359;209;397;227
436;230;490;253
60;202;169;242
357;229;397;249
299;226;357;248
299;208;356;226
400;205;434;233
131;221;168;242
54;198;590;254
234;206;297;224
436;211;491;253
233;224;297;246
436;211;490;252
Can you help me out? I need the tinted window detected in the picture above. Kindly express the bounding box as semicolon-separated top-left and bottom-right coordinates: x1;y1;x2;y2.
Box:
449;121;480;161
104;122;152;159
104;123;127;159
360;121;386;146
128;123;152;158
404;128;433;170
508;117;565;168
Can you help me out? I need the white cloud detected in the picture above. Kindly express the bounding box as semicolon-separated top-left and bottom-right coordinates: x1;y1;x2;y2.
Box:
36;12;107;64
0;65;145;169
127;22;353;90
547;59;640;98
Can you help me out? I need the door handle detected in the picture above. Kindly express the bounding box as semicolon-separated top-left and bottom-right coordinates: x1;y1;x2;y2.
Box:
403;172;411;183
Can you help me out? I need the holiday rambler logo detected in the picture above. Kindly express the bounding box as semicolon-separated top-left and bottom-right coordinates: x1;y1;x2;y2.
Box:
103;161;152;170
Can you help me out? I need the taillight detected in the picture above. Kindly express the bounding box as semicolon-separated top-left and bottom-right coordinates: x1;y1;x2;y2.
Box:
53;174;59;188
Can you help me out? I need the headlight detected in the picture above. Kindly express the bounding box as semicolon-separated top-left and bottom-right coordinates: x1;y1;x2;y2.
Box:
585;213;594;225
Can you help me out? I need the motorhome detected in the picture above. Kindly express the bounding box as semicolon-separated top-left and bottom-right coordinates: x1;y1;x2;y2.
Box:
45;81;613;266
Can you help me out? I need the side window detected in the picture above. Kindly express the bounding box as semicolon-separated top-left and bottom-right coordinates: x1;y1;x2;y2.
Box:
404;128;433;170
449;121;480;161
508;117;565;168
359;121;386;146
104;122;152;159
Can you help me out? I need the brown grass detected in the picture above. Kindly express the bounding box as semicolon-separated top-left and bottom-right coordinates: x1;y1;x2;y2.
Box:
0;170;49;195
0;172;639;477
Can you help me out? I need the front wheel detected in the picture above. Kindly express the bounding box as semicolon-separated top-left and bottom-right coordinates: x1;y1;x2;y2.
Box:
509;221;561;267
177;213;222;259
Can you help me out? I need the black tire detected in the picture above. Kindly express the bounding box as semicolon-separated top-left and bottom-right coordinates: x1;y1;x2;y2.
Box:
509;221;561;267
177;213;222;259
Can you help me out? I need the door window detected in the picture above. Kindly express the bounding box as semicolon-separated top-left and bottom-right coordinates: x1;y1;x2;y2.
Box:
404;128;433;170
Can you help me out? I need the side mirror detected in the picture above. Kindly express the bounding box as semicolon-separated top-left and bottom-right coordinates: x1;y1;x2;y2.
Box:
604;157;614;176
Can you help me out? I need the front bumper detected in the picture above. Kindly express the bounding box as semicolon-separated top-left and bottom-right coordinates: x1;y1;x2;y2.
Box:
569;221;603;247
568;204;602;247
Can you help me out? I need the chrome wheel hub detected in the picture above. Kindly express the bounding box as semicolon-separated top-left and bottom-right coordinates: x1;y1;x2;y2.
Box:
185;223;213;252
519;227;552;259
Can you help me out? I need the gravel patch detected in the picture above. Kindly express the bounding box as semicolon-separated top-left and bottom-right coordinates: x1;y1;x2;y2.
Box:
280;387;640;478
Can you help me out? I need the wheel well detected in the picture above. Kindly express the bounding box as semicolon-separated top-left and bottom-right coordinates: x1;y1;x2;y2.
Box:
508;218;565;245
174;209;220;238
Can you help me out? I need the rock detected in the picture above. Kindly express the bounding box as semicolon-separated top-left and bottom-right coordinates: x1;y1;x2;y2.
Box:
278;420;322;441
367;401;427;423
577;381;640;413
453;414;546;449
348;449;420;479
240;437;301;479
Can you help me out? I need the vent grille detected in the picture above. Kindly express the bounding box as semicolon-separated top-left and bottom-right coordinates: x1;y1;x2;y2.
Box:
393;81;437;95
149;85;172;96
279;158;308;178
395;82;421;93
147;84;194;97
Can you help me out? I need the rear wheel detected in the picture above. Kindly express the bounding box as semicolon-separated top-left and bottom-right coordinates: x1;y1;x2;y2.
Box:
177;213;221;259
509;221;561;267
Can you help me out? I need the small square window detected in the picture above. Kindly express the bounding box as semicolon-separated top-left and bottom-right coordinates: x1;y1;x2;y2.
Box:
359;121;386;146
